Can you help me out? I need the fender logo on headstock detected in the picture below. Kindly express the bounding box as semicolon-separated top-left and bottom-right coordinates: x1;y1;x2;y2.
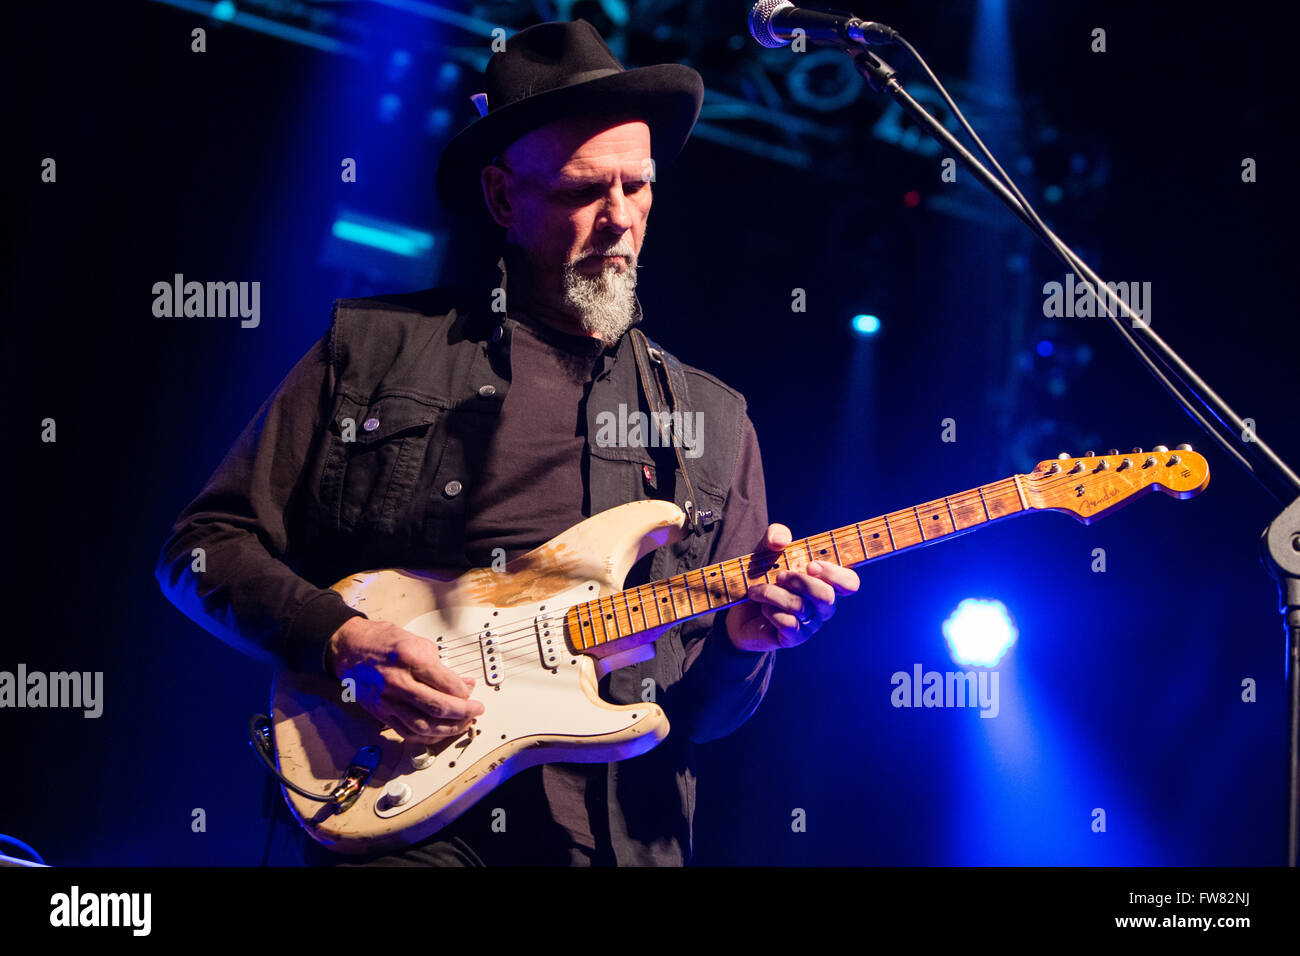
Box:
1030;445;1209;524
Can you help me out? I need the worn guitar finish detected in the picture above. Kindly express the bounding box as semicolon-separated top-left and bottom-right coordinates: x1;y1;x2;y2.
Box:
273;447;1209;854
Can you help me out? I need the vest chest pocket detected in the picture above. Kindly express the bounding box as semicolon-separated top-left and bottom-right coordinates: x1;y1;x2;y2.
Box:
319;394;444;536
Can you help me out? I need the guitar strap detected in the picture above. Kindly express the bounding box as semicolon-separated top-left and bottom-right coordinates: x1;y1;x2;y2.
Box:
629;327;716;538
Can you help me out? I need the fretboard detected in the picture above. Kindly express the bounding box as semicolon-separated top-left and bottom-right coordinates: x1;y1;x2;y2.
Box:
564;475;1031;650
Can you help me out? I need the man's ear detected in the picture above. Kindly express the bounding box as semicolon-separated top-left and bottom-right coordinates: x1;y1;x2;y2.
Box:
480;164;513;229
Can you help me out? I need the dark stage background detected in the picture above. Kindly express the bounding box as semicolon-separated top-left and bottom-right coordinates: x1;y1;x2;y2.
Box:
4;0;1297;866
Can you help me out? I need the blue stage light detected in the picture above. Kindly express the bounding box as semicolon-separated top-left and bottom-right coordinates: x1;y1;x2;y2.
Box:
943;598;1018;666
426;107;452;136
852;314;881;336
212;1;235;22
378;93;402;123
1036;339;1054;357
331;219;434;258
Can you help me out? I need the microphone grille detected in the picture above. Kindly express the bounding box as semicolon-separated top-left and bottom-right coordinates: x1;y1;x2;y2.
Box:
749;0;795;48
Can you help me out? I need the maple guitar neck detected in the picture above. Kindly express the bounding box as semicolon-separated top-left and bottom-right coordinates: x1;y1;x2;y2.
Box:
565;447;1211;652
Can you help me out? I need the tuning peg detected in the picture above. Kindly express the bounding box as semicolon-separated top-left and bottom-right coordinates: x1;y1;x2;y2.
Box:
1096;459;1110;470
1107;448;1119;455
1070;460;1086;474
1117;458;1133;471
1058;452;1071;459
1176;443;1193;451
1153;444;1169;453
1048;462;1061;473
1131;447;1143;454
1085;450;1095;457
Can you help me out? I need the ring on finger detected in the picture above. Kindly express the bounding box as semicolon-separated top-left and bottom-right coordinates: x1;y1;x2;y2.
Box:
795;598;815;627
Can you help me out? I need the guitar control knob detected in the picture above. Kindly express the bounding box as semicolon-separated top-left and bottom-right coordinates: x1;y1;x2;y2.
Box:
1176;443;1193;451
410;748;434;770
1153;445;1169;453
382;780;412;808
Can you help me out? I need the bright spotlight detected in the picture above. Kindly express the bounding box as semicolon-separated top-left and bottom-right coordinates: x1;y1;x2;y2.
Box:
852;314;881;336
943;598;1017;666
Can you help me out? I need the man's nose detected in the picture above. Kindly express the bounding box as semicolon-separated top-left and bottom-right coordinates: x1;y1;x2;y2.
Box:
596;186;633;233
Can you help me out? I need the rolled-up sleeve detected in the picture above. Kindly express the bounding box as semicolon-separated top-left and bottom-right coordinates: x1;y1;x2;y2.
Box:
673;415;775;744
153;334;365;675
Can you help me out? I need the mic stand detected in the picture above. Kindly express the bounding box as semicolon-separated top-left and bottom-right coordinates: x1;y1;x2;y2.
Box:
847;46;1300;865
1265;499;1300;865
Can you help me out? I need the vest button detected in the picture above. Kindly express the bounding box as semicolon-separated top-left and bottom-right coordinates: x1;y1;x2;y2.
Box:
478;384;497;398
443;480;463;498
362;417;380;432
492;325;504;343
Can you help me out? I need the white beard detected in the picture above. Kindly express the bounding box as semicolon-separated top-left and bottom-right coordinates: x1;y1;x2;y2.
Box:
560;238;640;343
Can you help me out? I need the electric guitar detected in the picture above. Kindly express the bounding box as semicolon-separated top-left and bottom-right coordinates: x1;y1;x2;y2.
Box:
273;445;1209;854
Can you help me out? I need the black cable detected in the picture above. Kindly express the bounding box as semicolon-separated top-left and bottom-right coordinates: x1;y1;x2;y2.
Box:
248;714;335;803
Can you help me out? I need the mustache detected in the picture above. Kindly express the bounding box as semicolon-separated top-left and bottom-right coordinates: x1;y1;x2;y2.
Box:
569;242;637;267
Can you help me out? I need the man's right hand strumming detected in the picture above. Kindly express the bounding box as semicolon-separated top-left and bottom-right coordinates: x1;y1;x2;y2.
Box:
325;616;484;744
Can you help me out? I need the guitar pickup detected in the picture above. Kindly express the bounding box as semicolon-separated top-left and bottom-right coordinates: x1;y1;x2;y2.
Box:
536;612;562;669
480;629;504;686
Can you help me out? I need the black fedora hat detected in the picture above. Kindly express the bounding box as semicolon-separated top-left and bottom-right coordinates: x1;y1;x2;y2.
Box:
435;19;704;217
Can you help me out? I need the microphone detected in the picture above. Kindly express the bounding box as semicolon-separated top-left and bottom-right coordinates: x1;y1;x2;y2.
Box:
748;0;897;49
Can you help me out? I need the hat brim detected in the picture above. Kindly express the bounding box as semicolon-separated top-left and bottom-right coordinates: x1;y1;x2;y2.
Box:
435;63;704;219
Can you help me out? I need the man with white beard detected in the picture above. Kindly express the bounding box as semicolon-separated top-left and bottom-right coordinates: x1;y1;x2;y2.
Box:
558;228;640;344
156;18;858;867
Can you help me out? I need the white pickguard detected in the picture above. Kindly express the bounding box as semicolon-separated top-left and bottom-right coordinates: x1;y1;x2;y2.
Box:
375;583;654;820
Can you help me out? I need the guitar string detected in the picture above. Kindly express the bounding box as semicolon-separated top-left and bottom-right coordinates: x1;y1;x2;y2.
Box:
398;464;1180;672
425;480;1034;670
430;469;1109;668
428;469;1131;667
429;494;985;668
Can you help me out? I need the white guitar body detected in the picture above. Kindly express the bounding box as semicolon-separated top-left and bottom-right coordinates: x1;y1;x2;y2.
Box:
272;499;687;856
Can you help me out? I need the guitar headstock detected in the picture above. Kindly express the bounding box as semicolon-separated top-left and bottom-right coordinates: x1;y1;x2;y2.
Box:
1024;444;1209;523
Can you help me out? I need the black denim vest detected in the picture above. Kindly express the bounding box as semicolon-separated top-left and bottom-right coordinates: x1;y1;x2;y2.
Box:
290;278;752;863
296;276;747;695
